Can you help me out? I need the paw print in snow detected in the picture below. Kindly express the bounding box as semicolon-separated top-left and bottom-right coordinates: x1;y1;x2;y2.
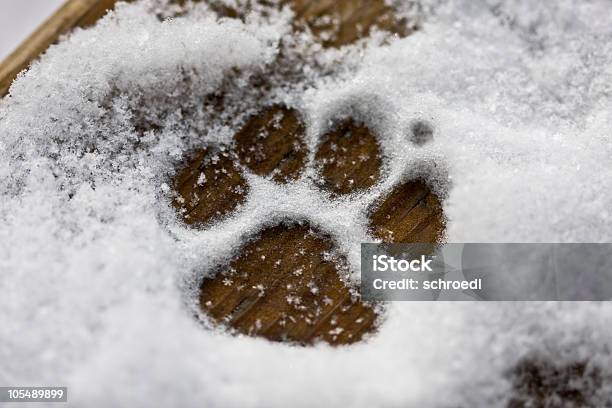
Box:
171;0;445;346
173;104;446;345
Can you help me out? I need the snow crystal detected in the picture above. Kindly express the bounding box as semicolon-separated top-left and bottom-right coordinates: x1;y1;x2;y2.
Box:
2;0;612;406
196;172;206;186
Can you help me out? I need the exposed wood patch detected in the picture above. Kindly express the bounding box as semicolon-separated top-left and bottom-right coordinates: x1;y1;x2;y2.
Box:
174;147;248;226
290;0;414;48
508;359;603;408
234;105;307;183
200;222;378;345
369;180;445;244
314;118;382;195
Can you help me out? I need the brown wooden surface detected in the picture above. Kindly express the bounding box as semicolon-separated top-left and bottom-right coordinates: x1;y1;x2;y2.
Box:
369;180;445;243
314;119;382;195
200;222;378;345
174;147;249;227
290;0;413;48
234;105;307;183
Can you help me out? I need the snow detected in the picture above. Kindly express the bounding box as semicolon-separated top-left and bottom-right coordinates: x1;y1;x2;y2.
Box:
1;0;612;406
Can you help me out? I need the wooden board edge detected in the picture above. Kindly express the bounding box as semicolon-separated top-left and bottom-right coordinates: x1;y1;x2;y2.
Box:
0;0;119;97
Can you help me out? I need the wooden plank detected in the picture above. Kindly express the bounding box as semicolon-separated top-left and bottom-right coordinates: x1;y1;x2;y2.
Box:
2;2;598;402
0;0;119;97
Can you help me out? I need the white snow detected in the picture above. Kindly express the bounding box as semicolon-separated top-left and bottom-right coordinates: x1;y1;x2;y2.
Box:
1;0;612;406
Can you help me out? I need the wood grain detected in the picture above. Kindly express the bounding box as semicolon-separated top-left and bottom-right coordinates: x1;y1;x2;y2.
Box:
200;222;378;345
234;105;307;183
290;0;414;47
369;180;445;244
174;147;249;227
314;119;382;195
